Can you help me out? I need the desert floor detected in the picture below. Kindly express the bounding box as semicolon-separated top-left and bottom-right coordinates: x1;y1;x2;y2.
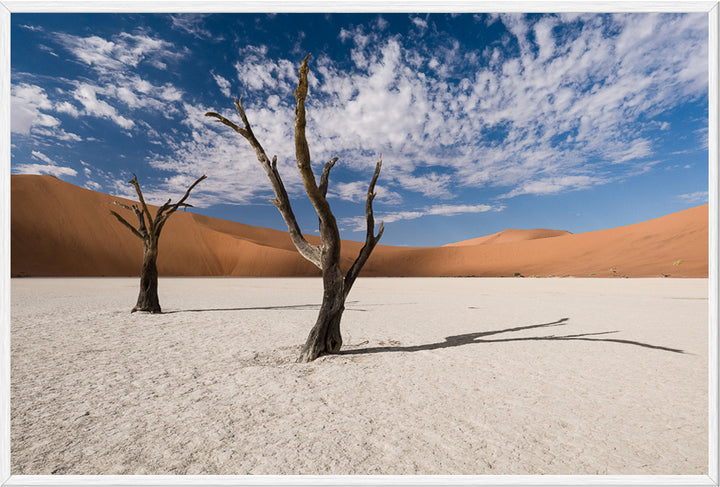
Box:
11;277;708;475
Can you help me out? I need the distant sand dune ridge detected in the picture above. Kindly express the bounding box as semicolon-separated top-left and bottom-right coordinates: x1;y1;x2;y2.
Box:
11;174;708;278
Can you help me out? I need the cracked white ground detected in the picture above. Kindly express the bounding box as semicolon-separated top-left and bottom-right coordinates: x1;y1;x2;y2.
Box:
10;277;709;475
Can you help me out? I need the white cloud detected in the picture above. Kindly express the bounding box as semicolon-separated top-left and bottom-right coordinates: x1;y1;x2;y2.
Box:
154;13;708;209
31;150;54;164
340;202;498;231
234;46;296;93
11;83;82;142
35;30;188;133
11;83;53;134
144;101;290;208
85;180;103;191
14;26;189;138
72;83;135;129
38;44;58;57
500;175;599;199
14;164;78;177
212;72;232;97
170;14;213;39
329;181;402;205
14;150;79;178
426;204;494;216
411;16;428;30
55;101;80;117
32;127;82;142
678;191;708;204
55;31;180;75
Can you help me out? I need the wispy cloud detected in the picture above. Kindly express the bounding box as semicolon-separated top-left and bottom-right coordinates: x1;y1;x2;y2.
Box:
11;13;708;216
212;72;232;97
499;175;601;199
55;31;181;74
13;27;188;136
170;14;214;40
31;150;54;164
13;163;78;177
152;13;706;208
329;181;402;205
340;202;499;231
678;191;708;204
11;83;81;141
73;83;135;130
13;150;78;177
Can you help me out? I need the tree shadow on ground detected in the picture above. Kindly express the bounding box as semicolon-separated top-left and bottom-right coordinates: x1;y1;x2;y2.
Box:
163;304;320;314
339;318;685;356
164;301;367;314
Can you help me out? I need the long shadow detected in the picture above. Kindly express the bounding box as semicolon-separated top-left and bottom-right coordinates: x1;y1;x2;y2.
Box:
165;300;367;314
339;318;685;355
164;303;322;314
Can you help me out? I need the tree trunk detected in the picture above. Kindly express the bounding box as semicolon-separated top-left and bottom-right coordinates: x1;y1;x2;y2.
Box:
132;241;161;313
297;263;345;362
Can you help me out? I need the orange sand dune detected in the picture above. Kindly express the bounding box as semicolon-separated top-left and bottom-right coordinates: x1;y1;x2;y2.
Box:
445;228;572;246
11;175;708;278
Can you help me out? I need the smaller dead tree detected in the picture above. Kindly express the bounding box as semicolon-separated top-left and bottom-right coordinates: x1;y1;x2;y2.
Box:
110;174;206;313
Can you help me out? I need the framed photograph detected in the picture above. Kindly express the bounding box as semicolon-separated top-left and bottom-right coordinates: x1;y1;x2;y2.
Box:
2;1;718;485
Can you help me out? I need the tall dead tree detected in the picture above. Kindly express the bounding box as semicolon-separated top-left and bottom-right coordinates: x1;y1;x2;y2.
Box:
206;54;384;362
110;174;206;313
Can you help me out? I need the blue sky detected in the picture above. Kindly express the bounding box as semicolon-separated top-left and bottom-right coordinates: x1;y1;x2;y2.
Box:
10;12;709;247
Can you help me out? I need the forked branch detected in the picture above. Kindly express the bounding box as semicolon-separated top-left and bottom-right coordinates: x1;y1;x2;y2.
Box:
110;175;206;241
205;96;322;268
155;175;207;234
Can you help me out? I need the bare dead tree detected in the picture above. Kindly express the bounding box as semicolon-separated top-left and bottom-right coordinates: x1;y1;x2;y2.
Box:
110;174;207;313
206;54;384;362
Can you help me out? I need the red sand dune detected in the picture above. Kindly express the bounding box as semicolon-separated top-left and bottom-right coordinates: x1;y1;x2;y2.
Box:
11;174;708;278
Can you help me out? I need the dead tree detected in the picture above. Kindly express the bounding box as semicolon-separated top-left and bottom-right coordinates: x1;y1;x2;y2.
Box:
110;174;206;313
206;54;384;362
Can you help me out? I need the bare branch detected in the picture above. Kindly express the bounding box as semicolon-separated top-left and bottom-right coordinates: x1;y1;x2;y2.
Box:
204;111;249;138
111;200;133;211
293;56;324;207
344;157;385;298
174;174;207;208
234;97;255;137
293;55;342;259
319;157;338;198
110;210;144;239
207;93;322;268
364;157;383;241
154;175;207;236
